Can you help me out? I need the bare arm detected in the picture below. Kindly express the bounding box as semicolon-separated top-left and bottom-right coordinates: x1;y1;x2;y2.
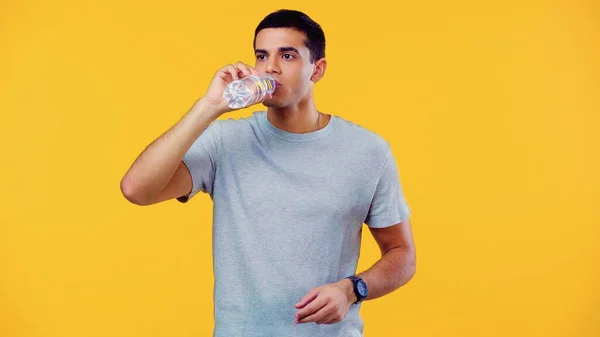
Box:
120;62;263;206
350;219;417;301
294;218;416;325
119;98;221;206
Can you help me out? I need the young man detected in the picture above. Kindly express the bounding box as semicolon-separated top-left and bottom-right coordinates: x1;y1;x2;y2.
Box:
120;9;416;337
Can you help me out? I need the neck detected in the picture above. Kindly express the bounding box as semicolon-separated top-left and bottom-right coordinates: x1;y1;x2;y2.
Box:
266;95;323;134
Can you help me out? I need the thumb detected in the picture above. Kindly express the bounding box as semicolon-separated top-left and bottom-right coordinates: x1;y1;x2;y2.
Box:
295;288;320;308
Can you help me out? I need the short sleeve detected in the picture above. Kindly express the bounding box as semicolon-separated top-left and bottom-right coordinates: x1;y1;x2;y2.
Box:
176;120;221;203
364;146;411;228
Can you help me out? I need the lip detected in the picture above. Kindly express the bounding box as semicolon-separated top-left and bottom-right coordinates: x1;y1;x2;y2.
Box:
274;80;282;87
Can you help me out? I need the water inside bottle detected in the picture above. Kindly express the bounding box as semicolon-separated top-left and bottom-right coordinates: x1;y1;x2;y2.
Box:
223;75;276;109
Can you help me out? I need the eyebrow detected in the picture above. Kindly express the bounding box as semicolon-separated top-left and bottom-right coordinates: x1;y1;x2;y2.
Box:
255;47;300;55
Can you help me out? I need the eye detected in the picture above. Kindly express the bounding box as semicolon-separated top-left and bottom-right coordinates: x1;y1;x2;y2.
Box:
282;53;294;60
256;54;266;60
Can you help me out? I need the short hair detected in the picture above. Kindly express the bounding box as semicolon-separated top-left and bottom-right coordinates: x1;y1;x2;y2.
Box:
253;9;326;63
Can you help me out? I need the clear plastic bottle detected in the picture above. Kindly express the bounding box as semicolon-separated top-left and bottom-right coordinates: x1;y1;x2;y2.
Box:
222;74;276;109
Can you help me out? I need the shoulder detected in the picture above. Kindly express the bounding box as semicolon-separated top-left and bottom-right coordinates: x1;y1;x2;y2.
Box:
333;115;391;162
209;111;263;136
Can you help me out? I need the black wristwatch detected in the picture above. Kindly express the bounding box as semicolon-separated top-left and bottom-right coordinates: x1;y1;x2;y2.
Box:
346;275;368;304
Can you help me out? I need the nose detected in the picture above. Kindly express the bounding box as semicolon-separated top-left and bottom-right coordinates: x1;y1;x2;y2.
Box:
266;57;281;75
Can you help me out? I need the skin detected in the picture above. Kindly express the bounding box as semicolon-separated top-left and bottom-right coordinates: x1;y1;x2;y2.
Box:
294;219;416;324
250;28;417;325
253;27;329;134
121;26;417;325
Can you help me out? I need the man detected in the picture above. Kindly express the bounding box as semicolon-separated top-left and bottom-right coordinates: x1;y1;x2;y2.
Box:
120;9;416;337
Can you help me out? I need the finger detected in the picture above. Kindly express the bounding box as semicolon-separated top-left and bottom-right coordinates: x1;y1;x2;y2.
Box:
226;64;240;80
320;312;344;325
248;64;260;76
316;313;336;325
295;295;328;321
234;61;251;77
216;64;232;81
297;303;332;324
295;288;320;309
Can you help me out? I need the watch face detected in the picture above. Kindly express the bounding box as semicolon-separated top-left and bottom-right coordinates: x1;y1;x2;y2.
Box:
357;279;368;297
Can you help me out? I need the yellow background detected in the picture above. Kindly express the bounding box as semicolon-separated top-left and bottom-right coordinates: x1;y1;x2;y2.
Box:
1;0;599;336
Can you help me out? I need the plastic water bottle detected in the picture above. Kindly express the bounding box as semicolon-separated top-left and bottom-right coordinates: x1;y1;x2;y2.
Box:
222;74;276;109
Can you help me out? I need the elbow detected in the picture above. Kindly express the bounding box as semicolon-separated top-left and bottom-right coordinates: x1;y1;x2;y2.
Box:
399;247;417;283
120;176;150;206
406;250;417;281
408;258;417;280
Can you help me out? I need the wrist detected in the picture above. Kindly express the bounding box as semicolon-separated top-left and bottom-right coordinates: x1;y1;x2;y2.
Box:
339;278;357;304
194;97;226;119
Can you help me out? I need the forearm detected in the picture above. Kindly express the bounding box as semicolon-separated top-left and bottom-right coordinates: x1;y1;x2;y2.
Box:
355;247;416;301
120;97;222;203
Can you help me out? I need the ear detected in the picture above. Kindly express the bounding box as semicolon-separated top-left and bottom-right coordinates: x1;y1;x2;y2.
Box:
310;58;327;83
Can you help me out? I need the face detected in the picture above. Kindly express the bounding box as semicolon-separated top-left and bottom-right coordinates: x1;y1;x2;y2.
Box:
254;28;326;108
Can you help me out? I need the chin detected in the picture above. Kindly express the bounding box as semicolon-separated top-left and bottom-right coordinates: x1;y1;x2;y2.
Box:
262;99;285;108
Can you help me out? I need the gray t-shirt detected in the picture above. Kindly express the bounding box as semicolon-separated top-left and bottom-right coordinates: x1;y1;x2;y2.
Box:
178;111;411;337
